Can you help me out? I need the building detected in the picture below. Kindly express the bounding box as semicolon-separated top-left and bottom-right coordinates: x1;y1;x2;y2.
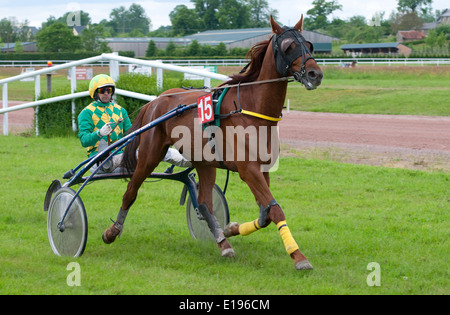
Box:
106;28;337;57
419;8;450;34
437;8;450;25
0;42;37;53
106;37;190;56
340;42;412;57
397;30;425;42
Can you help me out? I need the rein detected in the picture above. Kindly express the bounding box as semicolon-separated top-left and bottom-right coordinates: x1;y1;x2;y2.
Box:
121;76;294;125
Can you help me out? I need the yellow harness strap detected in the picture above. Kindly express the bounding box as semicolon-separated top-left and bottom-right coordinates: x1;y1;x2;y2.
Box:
239;219;261;236
276;221;299;255
241;109;282;122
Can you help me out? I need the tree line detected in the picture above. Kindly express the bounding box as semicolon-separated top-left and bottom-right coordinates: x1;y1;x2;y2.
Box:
0;0;448;55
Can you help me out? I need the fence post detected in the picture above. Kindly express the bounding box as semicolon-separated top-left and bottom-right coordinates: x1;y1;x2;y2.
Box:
109;52;120;82
156;59;163;92
70;67;77;132
204;77;211;88
35;75;40;136
2;83;8;136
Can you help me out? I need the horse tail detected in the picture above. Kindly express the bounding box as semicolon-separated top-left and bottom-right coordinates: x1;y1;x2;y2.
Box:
122;107;147;175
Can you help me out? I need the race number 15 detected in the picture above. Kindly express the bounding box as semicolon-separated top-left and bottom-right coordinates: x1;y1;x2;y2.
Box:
197;94;214;124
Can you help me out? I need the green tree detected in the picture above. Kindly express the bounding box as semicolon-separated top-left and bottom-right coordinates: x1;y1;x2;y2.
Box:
36;21;81;52
42;11;91;29
165;41;177;56
425;29;438;49
390;11;424;33
14;41;24;52
216;0;250;29
169;5;201;36
0;18;14;43
187;40;201;56
145;40;157;57
397;0;432;14
304;0;342;30
214;42;228;55
436;32;446;49
109;4;151;34
244;0;278;27
80;24;111;53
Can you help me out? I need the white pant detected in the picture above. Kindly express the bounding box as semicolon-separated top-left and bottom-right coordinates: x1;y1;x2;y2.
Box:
91;147;192;173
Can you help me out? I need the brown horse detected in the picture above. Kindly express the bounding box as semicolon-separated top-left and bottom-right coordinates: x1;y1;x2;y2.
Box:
102;15;323;270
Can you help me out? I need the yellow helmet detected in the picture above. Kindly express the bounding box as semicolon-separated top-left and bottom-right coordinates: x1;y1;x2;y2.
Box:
89;74;116;99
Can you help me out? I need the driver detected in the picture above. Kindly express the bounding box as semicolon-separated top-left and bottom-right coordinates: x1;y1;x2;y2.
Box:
78;74;191;173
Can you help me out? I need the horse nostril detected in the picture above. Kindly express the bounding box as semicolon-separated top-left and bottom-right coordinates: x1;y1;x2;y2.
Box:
308;70;323;82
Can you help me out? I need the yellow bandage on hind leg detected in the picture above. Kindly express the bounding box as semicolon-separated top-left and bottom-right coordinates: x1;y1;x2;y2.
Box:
277;221;299;255
239;219;261;236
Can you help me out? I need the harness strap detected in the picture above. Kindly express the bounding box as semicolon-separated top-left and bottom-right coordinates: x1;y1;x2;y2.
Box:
241;109;282;122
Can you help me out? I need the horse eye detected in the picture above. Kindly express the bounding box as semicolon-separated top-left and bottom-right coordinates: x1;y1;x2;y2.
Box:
285;44;295;54
281;39;295;53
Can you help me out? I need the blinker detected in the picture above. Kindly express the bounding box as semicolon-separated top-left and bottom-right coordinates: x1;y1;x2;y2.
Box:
272;27;315;78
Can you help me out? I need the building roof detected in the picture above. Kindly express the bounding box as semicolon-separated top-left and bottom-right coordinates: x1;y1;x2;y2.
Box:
438;8;449;18
106;37;189;44
313;43;332;52
398;30;425;40
183;28;272;45
340;42;400;50
422;22;438;30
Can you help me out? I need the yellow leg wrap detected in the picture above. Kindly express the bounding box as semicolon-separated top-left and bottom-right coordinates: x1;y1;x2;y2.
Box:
239;219;261;236
277;221;299;255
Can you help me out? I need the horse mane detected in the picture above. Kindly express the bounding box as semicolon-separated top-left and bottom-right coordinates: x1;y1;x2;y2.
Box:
223;39;271;86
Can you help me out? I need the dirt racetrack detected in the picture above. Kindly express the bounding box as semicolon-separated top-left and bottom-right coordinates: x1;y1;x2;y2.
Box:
1;101;449;172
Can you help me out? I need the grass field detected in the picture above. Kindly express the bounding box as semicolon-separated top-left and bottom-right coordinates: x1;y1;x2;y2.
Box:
220;65;450;116
0;136;448;295
284;66;450;116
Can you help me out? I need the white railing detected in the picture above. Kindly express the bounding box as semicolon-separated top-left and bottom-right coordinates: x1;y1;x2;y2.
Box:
316;58;450;67
1;58;450;68
0;53;229;136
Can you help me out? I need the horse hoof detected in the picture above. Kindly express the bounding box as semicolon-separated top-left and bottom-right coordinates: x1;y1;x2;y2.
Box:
102;224;121;244
295;260;313;270
221;248;235;258
224;222;239;238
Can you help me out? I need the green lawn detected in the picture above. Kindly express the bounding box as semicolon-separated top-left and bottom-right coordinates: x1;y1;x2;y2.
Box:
285;66;450;116
0;136;448;294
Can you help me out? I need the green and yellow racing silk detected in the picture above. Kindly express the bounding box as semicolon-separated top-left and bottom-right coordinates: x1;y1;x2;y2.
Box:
78;101;132;157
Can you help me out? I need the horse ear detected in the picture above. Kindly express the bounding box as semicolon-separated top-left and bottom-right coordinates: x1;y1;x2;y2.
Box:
294;14;304;32
270;15;283;34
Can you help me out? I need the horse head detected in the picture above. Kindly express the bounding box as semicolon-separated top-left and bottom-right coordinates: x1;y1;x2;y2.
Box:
270;15;323;90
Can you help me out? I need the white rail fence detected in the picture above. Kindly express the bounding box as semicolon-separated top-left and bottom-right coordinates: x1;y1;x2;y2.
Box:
1;58;450;68
0;53;229;136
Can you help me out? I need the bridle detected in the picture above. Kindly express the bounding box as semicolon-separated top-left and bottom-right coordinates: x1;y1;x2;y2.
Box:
272;27;315;86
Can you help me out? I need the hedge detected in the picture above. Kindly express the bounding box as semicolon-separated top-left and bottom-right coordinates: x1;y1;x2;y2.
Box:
36;72;204;137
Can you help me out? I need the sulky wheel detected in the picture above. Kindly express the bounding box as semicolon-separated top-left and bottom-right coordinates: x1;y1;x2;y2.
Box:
47;187;88;257
186;184;230;241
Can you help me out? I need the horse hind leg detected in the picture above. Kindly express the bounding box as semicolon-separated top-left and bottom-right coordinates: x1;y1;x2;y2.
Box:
102;138;166;244
196;165;235;257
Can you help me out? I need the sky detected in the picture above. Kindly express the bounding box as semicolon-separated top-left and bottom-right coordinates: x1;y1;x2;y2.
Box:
0;0;448;30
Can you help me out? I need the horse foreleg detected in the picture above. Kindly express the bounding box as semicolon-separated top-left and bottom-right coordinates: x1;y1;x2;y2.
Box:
196;165;235;257
225;164;312;270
